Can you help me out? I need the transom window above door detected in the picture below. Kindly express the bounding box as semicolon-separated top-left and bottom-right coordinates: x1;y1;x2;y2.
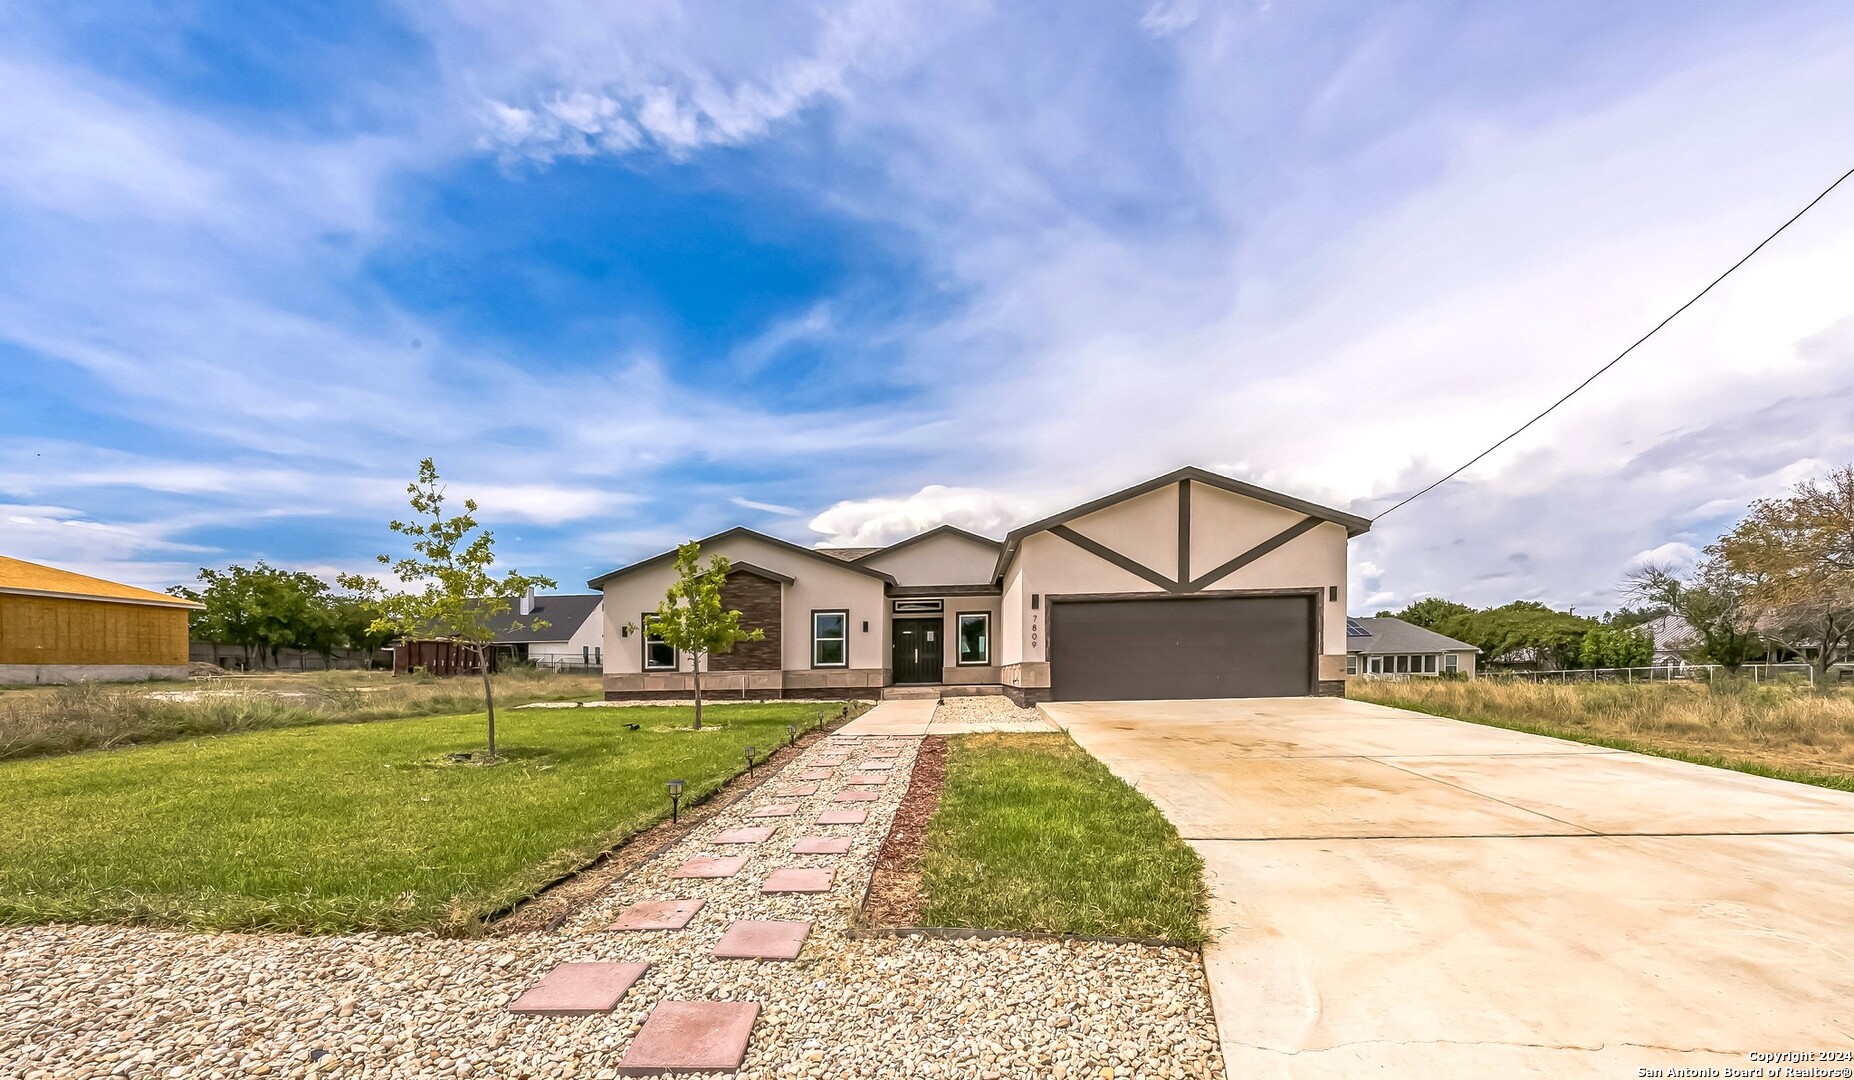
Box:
812;610;848;667
956;612;990;665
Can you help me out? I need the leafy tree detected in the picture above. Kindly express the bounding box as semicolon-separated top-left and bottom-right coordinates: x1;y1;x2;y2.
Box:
173;562;327;669
648;541;764;731
340;459;556;760
1626;560;1762;671
1713;465;1854;685
1577;624;1653;669
1388;597;1474;634
1450;601;1595;670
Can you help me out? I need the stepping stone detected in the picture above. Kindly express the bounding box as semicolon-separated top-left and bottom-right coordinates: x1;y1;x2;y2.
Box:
816;809;868;825
609;899;704;931
772;784;818;797
762;867;834;894
746;802;799;818
616;1000;760;1076
843;774;886;786
860;761;895;770
812;757;847;767
832;790;879;803
509;962;649;1015
797;769;833;781
790;836;852;855
712;919;812;960
712;827;776;845
672;854;748;879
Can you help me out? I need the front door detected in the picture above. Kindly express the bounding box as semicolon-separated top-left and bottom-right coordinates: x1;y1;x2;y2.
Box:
892;618;943;684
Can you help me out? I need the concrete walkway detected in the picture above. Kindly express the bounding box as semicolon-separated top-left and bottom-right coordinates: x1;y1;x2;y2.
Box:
833;698;936;736
1042;696;1854;1079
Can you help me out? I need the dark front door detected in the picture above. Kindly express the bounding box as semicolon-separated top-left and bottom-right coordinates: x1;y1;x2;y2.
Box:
1048;595;1316;701
892;618;944;684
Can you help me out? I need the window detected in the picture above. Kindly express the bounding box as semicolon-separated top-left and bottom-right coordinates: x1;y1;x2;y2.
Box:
642;614;676;671
812;610;848;667
1424;654;1437;674
1346;654;1358;675
1444;653;1459;674
1369;656;1383;674
1394;654;1408;674
956;612;991;665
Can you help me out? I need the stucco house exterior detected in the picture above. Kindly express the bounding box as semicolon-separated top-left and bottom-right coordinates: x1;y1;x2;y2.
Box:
0;555;202;684
589;467;1370;704
1344;616;1479;677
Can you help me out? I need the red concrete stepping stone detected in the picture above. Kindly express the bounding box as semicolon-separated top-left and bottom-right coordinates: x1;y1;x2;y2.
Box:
816;809;868;825
713;827;776;845
811;757;846;767
712;919;812;960
509;962;649;1015
860;760;895;770
790;836;852;855
843;773;886;786
672;854;748;879
772;784;818;797
831;790;879;802
797;769;833;781
762;867;834;893
746;802;799;818
609;899;704;931
616;1000;760;1076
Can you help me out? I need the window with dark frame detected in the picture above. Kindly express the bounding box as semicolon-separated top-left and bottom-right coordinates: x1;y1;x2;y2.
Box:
642;614;676;671
956;612;990;665
812;610;848;667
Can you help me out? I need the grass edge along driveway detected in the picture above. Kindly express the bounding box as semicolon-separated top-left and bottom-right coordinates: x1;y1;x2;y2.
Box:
919;732;1208;944
0;702;840;935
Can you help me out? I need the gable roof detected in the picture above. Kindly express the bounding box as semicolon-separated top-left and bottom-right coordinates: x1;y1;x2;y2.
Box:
480;594;602;643
817;547;884;562
587;527;897;589
993;466;1372;580
0;554;203;609
1345;617;1478;654
852;524;1001;563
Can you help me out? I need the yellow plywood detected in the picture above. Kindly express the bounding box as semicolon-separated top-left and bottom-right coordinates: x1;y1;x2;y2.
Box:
0;594;191;666
0;554;198;608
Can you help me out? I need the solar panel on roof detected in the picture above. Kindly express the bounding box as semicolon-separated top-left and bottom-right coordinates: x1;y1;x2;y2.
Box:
1345;619;1371;637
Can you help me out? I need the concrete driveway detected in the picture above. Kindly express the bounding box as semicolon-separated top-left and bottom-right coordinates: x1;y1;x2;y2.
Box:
1042;696;1854;1078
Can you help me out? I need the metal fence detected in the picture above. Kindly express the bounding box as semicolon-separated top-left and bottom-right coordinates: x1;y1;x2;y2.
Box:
1484;663;1828;687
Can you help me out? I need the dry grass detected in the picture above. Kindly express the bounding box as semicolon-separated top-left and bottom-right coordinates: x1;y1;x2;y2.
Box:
0;669;601;761
1351;678;1854;791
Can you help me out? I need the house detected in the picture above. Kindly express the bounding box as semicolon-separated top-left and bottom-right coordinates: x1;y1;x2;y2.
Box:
390;592;604;674
488;592;604;667
589;466;1370;704
0;555;202;684
1344;616;1478;677
1642;613;1702;666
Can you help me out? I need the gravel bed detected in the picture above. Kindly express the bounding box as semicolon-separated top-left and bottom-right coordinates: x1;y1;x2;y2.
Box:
928;696;1055;732
0;734;1223;1079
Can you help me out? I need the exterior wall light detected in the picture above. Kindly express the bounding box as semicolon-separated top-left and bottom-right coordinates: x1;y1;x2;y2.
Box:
666;779;685;823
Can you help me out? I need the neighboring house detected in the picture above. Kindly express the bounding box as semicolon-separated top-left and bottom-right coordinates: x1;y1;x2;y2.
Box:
1344;616;1479;677
1642;613;1702;666
0;555;202;684
589;466;1371;705
390;592;604;674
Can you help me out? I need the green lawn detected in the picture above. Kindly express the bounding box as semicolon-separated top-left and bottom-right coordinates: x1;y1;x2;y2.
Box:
0;702;839;934
920;733;1207;944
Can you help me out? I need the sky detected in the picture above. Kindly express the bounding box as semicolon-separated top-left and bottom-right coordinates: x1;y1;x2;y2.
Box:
4;0;1854;615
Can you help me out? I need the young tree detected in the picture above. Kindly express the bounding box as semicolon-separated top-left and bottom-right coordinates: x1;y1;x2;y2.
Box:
1714;466;1854;685
1626;560;1762;671
340;459;556;760
648;542;764;731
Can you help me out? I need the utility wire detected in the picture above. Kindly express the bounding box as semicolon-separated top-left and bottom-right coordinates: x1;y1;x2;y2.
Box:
1373;163;1854;522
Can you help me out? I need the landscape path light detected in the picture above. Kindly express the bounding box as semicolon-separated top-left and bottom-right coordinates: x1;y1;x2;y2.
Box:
667;779;685;824
744;745;757;776
786;723;798;747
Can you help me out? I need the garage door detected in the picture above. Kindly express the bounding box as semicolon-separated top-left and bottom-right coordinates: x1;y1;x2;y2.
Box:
1048;595;1315;701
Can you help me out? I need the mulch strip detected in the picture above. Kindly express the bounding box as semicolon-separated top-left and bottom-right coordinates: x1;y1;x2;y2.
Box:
489;709;861;935
856;734;947;928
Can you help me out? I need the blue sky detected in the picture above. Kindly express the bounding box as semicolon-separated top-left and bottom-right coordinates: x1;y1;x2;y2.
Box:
5;0;1854;613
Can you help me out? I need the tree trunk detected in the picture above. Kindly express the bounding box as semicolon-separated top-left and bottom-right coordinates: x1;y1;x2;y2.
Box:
480;644;497;760
692;653;704;731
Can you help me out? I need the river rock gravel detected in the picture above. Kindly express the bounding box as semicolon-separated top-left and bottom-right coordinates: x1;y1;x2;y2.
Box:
0;732;1223;1079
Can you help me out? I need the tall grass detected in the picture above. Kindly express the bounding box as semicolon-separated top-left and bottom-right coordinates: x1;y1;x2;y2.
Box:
1352;678;1854;791
0;669;601;761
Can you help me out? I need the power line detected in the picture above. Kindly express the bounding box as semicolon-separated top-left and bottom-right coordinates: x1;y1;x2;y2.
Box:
1373;163;1854;522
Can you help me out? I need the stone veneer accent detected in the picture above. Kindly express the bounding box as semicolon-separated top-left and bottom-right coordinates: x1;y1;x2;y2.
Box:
709;569;782;672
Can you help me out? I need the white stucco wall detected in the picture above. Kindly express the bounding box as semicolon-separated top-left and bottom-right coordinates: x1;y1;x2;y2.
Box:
857;530;1001;587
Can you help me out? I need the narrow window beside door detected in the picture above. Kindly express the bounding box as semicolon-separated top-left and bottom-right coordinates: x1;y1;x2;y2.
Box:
956;612;991;665
813;610;848;667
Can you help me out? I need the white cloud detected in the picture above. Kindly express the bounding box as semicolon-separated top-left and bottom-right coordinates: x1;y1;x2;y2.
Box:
731;496;803;516
807;484;1033;546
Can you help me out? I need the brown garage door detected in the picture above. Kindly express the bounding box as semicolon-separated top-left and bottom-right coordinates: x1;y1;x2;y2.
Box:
1048;595;1315;701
